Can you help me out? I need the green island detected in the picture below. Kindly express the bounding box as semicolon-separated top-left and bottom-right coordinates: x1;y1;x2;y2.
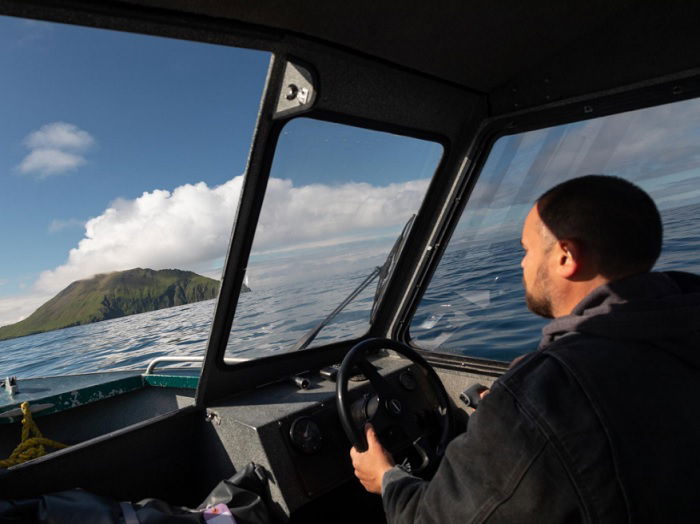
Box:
0;268;249;341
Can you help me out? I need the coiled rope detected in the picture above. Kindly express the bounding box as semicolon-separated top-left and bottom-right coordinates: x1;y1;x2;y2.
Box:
0;402;67;468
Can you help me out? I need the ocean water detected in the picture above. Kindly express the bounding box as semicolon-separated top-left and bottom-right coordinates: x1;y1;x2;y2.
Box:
1;203;698;378
0;268;379;379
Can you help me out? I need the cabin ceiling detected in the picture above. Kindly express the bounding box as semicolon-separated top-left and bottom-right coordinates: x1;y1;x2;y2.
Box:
126;0;635;93
2;1;700;114
119;2;699;98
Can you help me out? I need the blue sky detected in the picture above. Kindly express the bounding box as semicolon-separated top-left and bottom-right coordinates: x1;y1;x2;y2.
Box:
274;118;442;186
1;17;268;292
0;15;443;325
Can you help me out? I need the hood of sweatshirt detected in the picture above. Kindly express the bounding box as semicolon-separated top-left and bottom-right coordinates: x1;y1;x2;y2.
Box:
540;272;700;355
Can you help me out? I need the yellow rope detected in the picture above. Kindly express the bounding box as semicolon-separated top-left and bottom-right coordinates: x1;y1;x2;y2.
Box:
0;401;67;468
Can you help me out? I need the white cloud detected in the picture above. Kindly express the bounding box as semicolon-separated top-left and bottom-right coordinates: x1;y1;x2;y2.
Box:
252;177;428;251
0;292;53;327
24;122;94;151
34;176;428;295
35;177;241;294
17;122;95;177
19;149;86;177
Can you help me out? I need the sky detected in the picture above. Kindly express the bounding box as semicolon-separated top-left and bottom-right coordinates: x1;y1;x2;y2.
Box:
0;15;443;326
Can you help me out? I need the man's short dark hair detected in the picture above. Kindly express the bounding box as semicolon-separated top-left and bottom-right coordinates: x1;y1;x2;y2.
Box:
536;175;662;279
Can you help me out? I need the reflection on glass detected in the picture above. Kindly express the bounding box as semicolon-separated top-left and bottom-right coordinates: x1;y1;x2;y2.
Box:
226;118;442;360
411;98;700;361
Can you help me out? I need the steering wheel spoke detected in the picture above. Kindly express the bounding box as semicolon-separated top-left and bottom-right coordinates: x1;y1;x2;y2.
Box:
401;411;424;442
355;359;398;401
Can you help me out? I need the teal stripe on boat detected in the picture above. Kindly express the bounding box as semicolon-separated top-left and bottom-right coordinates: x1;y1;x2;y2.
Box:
0;373;144;424
143;374;199;389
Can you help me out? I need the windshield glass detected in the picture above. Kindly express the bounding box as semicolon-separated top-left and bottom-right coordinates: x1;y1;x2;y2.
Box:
225;118;442;360
411;97;700;361
0;16;269;377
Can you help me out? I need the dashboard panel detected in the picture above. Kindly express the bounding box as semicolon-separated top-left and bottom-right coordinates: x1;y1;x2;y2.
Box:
205;352;444;515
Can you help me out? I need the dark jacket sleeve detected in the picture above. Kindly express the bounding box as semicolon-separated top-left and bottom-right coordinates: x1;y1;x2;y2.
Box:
382;383;583;523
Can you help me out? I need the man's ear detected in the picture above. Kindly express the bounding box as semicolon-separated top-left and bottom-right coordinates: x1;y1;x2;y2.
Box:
554;239;582;279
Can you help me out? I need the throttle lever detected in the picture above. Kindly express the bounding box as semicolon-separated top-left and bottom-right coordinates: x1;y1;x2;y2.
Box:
459;383;489;409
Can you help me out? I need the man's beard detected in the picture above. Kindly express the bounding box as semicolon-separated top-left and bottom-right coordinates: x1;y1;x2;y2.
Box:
524;264;554;318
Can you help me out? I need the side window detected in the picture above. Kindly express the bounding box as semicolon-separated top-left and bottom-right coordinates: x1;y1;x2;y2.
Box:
410;98;700;361
0;16;269;377
225;118;442;360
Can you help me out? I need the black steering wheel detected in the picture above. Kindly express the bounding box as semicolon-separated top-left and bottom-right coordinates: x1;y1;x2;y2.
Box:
337;338;452;473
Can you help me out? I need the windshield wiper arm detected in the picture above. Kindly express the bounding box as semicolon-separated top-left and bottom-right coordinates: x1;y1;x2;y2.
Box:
291;266;382;352
370;214;415;322
290;214;416;352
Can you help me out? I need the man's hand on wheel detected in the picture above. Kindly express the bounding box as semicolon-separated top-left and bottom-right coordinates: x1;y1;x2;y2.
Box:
350;424;395;494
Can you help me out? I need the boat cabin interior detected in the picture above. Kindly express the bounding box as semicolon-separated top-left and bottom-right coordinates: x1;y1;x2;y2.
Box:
1;1;700;522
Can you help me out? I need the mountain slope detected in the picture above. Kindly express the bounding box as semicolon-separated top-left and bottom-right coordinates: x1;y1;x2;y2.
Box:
0;268;241;341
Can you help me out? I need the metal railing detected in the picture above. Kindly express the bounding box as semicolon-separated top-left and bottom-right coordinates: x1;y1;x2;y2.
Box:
145;356;248;375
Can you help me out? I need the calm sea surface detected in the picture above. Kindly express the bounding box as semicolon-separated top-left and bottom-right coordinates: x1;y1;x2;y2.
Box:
2;203;698;378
